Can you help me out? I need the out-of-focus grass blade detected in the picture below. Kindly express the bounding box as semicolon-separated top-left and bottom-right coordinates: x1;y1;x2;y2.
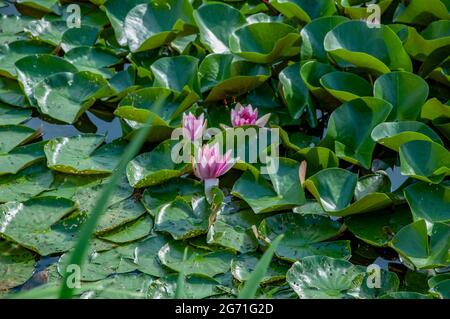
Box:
237;234;284;299
174;246;189;299
59;97;166;299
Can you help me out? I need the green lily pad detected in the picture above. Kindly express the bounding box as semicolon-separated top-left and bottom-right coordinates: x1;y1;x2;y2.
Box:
44;134;127;174
0;124;39;154
133;234;172;277
0;103;31;125
15;54;77;105
0;240;35;291
155;197;210;240
321;97;393;168
373;71;429;121
0;141;46;175
229;22;300;63
207;208;265;253
399;140;450;184
0;196;78;255
33;71;111;124
99;214;153;244
287;256;364;299
324;20;412;74
232;158;306;214
158;242;233;277
259;213;350;261
269;0;337;23
231;252;288;284
349;269;400;299
60;25;100;52
279;62;312;119
0;162;53;203
199;53;271;102
390;220;450;269
0;40;54;78
319;71;373;102
193;2;246;53
372;121;443;151
300;16;349;62
102;0;148;46
304;168;393;216
338;0;394;19
0;77;29;107
126;139;190;188
141;177;202;216
300;60;336;103
64;46;119;79
345;207;413;247
123;0;197;52
404;182;450;226
379;291;433;299
393;0;450;26
147;274;220;299
95;197;146;234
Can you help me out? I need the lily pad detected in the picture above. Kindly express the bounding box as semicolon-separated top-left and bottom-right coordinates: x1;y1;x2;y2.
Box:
229;22;301;63
0;240;35;291
304;168;393;216
399;140;450;184
126;139;190;188
123;0;197;52
193;2;246;53
324;20;412;74
321;97;393;168
390;220;450;269
345;207;413;247
259;213;350;261
373;71;429;121
287;256;364;299
44;134;127;174
232;158;306;214
404;182;450;226
147;274;220;299
0;197;78;255
99;214;153;244
231;253;288;284
0;77;29;107
319;71;373;102
155;197;210;240
199;53;271;102
372;121;443;151
0;141;46;175
133;234;172;277
269;0;337;23
33;71;111;124
158;242;234;277
0;161;53;203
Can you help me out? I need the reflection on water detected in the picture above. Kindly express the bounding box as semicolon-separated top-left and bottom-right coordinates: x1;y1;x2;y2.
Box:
24;111;123;143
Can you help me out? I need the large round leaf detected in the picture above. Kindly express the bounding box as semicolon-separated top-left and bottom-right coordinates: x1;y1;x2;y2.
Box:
124;0;197;52
319;71;373;102
372;121;443;151
259;213;350;261
64;46;119;78
193;2;246;53
324;20;412;74
147;274;221;299
126;139;190;188
373;71;429;121
404;182;450;226
44;134;127;174
0;40;54;78
229;22;301;63
155;197;210;240
199;53;271;102
321;97;393;168
300;16;349;62
270;0;337;23
158;242;233;277
0;240;35;291
231;253;288;284
399;140;450;184
0;197;78;255
287;256;364;299
33;71;111;124
0;103;31;125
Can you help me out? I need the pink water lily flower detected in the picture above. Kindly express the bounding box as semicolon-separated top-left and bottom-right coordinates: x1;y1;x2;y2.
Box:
192;143;235;202
182;112;207;141
231;103;270;127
